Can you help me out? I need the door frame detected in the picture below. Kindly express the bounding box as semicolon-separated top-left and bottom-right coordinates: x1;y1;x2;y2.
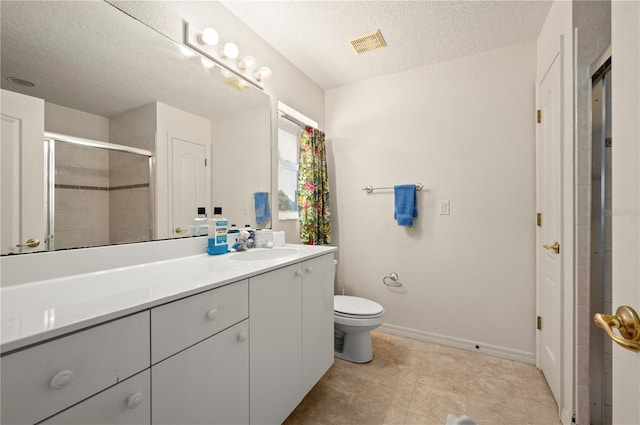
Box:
610;1;640;423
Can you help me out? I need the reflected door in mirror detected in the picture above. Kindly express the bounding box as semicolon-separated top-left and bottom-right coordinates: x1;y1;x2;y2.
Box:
171;138;209;238
0;90;46;254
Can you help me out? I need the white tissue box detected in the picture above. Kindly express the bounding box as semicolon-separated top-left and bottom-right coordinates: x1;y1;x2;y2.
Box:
273;231;285;247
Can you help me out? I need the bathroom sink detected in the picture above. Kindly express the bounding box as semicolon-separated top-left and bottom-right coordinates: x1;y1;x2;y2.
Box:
229;248;298;261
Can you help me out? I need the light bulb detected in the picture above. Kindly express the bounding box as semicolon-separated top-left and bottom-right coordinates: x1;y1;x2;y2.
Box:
199;27;219;46
201;57;215;69
254;66;272;81
238;55;256;71
220;42;239;59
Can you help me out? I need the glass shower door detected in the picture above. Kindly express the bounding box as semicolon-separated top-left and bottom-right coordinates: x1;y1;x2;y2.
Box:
45;134;153;251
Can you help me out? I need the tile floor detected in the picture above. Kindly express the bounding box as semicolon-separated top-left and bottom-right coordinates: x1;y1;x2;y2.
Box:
284;331;561;425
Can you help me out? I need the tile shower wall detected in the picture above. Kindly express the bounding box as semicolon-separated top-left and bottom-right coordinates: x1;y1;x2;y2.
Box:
108;150;151;245
573;1;611;424
54;142;110;249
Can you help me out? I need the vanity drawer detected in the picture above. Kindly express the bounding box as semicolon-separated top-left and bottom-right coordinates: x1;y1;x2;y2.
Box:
0;311;150;425
42;369;150;425
151;280;248;363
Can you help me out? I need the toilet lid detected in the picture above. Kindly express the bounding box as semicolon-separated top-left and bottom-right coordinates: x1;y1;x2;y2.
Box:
334;295;384;316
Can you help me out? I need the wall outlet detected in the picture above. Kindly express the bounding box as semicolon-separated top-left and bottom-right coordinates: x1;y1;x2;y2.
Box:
439;200;450;215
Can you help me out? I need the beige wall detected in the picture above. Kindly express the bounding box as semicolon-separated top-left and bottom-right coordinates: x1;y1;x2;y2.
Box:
326;41;537;361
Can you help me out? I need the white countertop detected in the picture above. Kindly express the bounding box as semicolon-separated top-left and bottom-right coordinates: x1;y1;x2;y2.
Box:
1;244;336;354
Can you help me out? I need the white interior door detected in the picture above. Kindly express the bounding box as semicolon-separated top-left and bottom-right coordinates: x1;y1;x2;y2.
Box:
537;52;562;405
170;137;208;237
0;89;46;254
609;2;640;423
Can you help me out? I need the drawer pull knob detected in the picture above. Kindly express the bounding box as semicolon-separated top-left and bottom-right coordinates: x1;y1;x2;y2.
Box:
127;392;144;409
305;266;313;274
50;370;74;389
295;270;303;277
238;331;248;342
206;309;218;321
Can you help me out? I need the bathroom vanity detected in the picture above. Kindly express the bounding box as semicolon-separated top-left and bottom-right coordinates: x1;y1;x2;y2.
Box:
0;242;336;425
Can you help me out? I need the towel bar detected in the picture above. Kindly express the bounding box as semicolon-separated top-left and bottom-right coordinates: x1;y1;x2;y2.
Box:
362;183;423;194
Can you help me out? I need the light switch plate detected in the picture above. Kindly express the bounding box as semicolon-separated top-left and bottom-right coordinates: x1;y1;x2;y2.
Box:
439;200;450;215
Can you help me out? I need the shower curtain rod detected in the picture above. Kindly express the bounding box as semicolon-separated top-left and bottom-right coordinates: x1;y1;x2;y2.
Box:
44;131;152;157
279;112;307;128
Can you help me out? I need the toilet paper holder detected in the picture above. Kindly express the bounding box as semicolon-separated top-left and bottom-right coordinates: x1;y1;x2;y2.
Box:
383;272;402;287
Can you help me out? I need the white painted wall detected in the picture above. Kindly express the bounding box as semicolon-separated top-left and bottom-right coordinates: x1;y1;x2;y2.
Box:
211;105;271;228
157;102;211;240
45;102;109;141
326;41;537;360
109;103;156;152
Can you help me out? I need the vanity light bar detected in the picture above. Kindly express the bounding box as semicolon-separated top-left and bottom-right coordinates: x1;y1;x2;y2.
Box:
184;22;267;90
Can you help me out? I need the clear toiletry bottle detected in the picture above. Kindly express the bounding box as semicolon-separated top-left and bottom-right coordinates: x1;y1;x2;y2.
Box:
207;207;228;255
191;207;208;236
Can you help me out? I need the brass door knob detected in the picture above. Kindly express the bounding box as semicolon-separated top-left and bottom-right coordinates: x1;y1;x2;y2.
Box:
175;227;186;234
594;306;640;352
16;238;40;248
543;241;560;254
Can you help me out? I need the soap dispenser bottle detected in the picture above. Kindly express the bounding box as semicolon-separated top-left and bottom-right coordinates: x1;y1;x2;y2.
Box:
207;207;228;255
227;224;241;250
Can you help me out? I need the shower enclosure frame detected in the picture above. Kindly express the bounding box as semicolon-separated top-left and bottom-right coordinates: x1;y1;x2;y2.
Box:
588;46;612;425
44;132;154;251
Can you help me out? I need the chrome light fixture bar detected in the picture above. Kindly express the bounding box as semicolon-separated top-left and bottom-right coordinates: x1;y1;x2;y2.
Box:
184;22;270;91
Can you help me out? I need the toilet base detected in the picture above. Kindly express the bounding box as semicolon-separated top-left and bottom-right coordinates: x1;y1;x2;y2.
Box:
334;349;373;364
334;324;375;363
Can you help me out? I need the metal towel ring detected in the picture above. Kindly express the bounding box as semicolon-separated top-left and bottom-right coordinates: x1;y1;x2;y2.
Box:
383;272;402;287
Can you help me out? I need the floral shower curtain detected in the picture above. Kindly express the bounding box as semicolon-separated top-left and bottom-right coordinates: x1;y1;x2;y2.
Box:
297;126;330;245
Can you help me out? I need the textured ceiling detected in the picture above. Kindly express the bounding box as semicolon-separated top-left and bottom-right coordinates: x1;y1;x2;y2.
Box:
221;1;553;90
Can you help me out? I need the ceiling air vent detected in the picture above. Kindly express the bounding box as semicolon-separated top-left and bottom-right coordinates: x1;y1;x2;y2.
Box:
349;29;387;55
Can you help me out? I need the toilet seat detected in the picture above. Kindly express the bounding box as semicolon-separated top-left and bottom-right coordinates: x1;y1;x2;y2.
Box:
334;295;384;317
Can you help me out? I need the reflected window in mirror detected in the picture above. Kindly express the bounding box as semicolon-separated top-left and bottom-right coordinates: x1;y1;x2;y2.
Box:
277;115;302;220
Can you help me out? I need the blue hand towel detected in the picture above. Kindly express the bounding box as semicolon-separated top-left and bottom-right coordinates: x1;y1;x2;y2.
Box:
394;185;418;227
254;192;271;224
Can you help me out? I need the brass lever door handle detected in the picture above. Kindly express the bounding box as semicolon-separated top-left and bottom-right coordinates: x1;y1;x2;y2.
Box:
543;241;560;254
175;227;186;234
594;306;640;352
16;238;40;248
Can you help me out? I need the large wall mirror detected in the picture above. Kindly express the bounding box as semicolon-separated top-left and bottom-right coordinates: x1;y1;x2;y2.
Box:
0;1;271;255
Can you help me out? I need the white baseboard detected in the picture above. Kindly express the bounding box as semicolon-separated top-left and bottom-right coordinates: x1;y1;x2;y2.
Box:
378;323;536;364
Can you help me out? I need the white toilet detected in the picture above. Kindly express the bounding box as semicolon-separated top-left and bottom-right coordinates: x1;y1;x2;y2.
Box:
334;295;385;363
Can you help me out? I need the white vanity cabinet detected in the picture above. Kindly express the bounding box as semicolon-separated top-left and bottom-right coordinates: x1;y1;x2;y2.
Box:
0;312;150;425
249;253;335;425
150;280;249;425
301;254;336;394
1;245;337;425
250;263;303;425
